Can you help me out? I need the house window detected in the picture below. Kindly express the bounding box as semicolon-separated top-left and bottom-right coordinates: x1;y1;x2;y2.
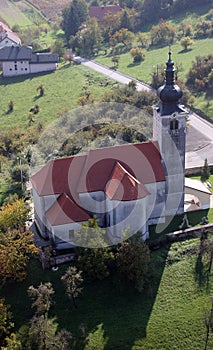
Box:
25;68;27;71
170;119;179;130
69;229;74;241
9;68;12;71
14;64;17;71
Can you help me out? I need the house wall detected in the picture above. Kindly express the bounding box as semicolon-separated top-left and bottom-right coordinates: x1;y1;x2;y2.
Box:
185;186;211;209
0;37;19;49
2;61;57;77
30;63;57;74
2;60;30;76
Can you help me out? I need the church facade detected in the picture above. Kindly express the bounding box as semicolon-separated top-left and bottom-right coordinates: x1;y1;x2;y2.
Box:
31;53;187;250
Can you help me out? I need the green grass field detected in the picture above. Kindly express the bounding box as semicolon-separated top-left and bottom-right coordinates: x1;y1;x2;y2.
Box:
2;236;213;350
95;38;213;119
0;0;34;27
0;63;116;130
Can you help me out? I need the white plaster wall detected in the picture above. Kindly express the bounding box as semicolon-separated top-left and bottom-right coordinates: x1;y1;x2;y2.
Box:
0;38;19;49
2;61;30;76
51;222;83;249
106;196;148;243
43;194;60;212
30;63;57;73
79;191;106;226
146;181;165;224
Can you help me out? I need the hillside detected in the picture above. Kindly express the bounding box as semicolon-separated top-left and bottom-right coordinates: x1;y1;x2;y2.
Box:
27;0;71;21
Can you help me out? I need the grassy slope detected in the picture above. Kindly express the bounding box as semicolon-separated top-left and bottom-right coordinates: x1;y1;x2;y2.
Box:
96;38;213;120
0;0;33;27
2;237;213;350
0;63;116;129
96;38;213;84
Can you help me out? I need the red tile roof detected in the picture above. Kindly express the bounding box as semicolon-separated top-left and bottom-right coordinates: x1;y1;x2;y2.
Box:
31;141;165;197
31;141;165;224
105;161;150;201
89;5;122;22
46;193;90;226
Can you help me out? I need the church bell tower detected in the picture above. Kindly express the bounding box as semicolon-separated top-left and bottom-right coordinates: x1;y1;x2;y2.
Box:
153;51;187;216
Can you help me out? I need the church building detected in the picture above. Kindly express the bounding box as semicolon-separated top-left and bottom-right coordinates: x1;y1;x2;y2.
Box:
31;53;188;250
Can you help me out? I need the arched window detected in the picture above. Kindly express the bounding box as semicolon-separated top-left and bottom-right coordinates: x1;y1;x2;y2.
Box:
170;119;179;130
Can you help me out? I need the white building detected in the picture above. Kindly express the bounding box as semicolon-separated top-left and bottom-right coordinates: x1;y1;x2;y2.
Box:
0;23;21;49
31;52;195;250
0;46;58;77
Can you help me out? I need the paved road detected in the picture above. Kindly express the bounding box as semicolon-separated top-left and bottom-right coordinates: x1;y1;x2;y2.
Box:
82;59;153;92
82;59;213;169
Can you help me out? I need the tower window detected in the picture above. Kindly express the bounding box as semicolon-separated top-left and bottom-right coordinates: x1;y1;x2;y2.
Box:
170;119;179;130
69;229;74;241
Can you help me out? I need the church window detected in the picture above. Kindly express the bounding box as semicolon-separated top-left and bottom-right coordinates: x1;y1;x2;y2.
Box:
170;119;179;130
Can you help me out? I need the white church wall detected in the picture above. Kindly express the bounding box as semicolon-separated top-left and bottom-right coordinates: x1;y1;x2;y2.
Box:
146;181;165;224
79;191;106;226
51;222;83;250
106;196;149;243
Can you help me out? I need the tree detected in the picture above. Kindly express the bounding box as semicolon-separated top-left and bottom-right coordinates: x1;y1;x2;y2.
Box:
51;39;65;58
110;28;135;48
1;333;22;350
28;315;72;350
75;217;114;281
0;229;38;283
7;101;14;113
61;266;83;308
28;282;54;316
0;199;29;232
180;36;194;51
0;299;13;346
27;283;72;350
150;20;176;47
71;19;103;56
137;32;149;48
201;158;211;182
130;47;145;63
111;56;120;68
116;233;150;292
203;298;213;350
37;84;44;97
61;0;88;41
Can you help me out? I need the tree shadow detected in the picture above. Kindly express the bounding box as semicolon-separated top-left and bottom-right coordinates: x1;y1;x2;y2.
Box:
53;244;171;350
0;70;55;86
178;48;193;54
127;62;142;68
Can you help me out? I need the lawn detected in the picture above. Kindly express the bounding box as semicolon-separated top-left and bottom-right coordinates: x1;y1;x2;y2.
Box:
0;63;117;130
95;38;213;120
2;236;213;350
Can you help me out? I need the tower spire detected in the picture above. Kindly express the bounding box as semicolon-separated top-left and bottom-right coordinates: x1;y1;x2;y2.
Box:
157;49;182;115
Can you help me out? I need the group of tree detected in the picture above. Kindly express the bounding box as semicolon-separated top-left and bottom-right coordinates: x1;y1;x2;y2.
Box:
103;80;157;109
186;54;213;93
1;281;74;349
0;199;38;284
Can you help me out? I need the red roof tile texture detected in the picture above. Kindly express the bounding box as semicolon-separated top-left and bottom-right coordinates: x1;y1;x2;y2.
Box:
89;5;122;22
46;193;90;225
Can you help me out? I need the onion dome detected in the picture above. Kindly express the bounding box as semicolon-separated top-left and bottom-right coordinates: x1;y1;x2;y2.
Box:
157;50;182;115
